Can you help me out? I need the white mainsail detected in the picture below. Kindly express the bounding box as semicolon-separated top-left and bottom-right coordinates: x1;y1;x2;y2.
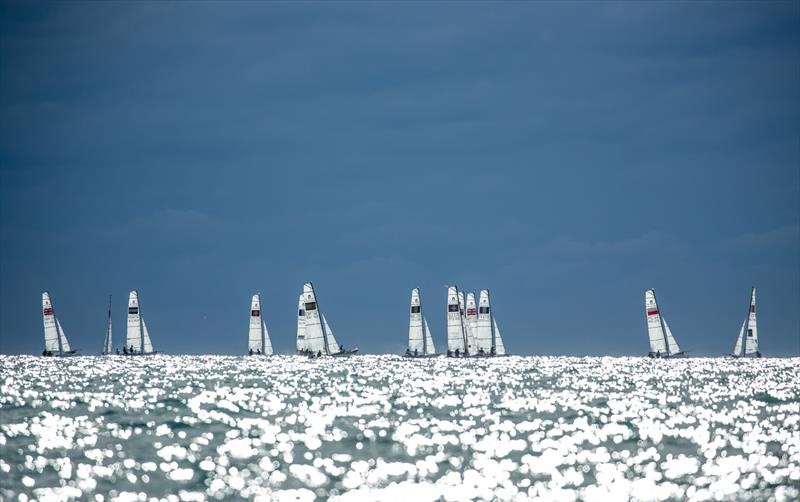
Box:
493;316;506;355
733;287;758;356
127;290;155;354
248;294;273;355
458;291;476;354
302;282;328;355
127;291;142;352
408;288;425;353
645;289;681;356
296;294;307;352
475;290;493;353
103;296;113;354
42;292;61;353
423;316;436;355
447;286;467;354
466;292;479;353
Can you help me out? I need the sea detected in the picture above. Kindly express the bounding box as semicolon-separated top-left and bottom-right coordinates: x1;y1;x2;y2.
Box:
0;355;798;502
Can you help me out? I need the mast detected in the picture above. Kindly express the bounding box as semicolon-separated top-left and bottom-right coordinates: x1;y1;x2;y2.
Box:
457;287;468;355
260;294;266;353
139;293;144;354
488;289;496;352
55;305;63;354
105;294;112;354
742;286;754;357
651;289;670;356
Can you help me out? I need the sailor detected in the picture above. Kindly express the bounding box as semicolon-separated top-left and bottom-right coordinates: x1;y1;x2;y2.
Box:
123;346;128;355
249;349;253;355
455;348;460;357
317;350;322;357
447;350;452;357
339;344;344;353
414;348;418;356
256;348;261;355
116;348;120;355
130;345;135;354
479;347;485;355
42;349;49;356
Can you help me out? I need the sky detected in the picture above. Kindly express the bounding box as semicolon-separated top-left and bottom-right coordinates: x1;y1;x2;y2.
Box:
1;1;798;356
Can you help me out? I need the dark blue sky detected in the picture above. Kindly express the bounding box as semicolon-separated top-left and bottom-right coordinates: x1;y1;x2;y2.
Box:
1;1;798;356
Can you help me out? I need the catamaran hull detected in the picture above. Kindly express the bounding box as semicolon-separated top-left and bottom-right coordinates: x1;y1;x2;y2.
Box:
648;352;687;359
331;349;359;357
403;353;439;358
123;352;160;356
42;352;78;358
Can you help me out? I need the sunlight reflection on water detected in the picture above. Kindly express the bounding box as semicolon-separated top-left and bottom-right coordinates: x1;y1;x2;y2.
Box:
1;355;798;501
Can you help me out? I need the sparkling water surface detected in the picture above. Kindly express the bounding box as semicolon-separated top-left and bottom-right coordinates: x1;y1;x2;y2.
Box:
1;355;798;501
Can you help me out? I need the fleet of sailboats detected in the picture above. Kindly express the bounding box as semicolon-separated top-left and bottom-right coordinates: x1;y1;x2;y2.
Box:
37;285;767;358
731;287;761;358
41;292;77;357
125;290;157;355
247;294;273;356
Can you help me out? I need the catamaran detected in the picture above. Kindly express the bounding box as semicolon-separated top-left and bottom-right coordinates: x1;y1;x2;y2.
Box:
731;287;761;358
458;291;478;355
447;286;470;357
101;295;113;355
300;282;358;357
405;288;437;357
247;293;273;355
645;289;685;358
41;292;77;357
474;289;507;356
125;290;158;355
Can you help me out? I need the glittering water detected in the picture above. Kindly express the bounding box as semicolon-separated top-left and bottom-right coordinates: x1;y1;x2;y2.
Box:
1;356;798;501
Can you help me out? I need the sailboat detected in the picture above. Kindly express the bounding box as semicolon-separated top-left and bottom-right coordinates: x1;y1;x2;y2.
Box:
300;282;358;357
475;289;507;356
645;289;685;358
446;286;470;357
41;292;77;357
247;294;273;356
404;288;437;357
731;287;761;358
296;294;307;354
458;291;477;355
466;292;479;352
125;290;158;355
101;295;113;355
